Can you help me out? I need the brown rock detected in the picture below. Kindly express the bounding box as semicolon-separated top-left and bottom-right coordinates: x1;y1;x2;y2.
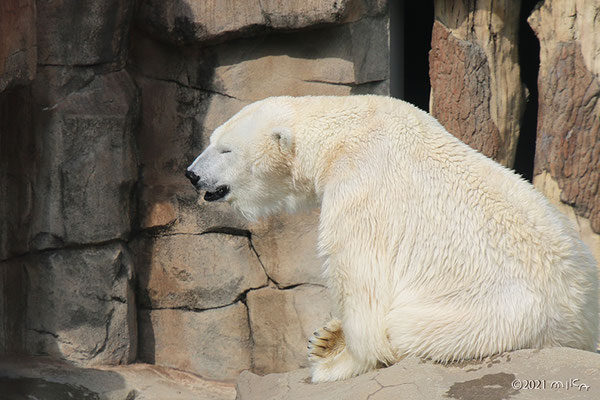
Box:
138;302;251;381
130;16;389;102
0;0;36;91
236;348;600;400
529;25;600;235
135;0;266;46
529;0;600;275
0;243;137;365
135;0;377;46
431;0;525;167
429;21;501;161
134;233;267;310
246;285;333;374
132;75;250;234
259;0;366;30
37;0;134;67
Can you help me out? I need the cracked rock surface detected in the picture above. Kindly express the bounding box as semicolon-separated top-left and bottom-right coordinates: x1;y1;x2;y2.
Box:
236;348;600;400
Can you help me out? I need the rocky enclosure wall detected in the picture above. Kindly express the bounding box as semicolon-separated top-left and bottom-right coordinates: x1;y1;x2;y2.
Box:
0;0;389;382
0;0;598;385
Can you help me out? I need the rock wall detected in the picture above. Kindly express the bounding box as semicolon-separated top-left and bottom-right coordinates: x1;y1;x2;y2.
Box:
130;0;389;381
1;0;598;388
0;0;138;364
529;0;600;266
0;0;389;383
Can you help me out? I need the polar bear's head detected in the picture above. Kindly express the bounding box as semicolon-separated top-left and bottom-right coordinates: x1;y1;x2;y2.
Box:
186;98;317;221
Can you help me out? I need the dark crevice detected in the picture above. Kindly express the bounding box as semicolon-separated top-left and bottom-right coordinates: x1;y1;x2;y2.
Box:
201;227;251;238
127;66;238;99
30;328;59;339
401;0;433;110
246;234;277;286
140;283;269;314
512;0;540;181
0;238;129;263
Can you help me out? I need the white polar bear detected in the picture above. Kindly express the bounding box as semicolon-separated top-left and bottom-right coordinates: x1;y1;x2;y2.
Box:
186;95;599;382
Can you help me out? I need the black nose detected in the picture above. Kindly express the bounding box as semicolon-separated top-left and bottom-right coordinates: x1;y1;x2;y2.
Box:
185;170;200;185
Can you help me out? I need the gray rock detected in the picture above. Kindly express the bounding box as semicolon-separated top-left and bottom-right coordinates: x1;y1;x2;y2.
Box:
236;348;600;400
247;285;333;375
133;233;267;310
27;68;138;250
0;0;36;92
138;302;251;381
37;0;134;67
0;243;136;365
0;355;236;400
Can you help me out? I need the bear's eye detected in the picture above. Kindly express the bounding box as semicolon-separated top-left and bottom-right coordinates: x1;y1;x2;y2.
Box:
219;149;232;154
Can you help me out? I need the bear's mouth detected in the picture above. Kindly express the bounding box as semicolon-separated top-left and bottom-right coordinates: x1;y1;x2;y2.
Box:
204;185;230;202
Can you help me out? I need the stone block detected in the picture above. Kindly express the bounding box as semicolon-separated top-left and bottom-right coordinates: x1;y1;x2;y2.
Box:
135;0;378;46
0;243;137;365
251;211;325;288
130;17;390;102
138;303;251;381
26;68;138;250
246;285;333;374
134;233;267;310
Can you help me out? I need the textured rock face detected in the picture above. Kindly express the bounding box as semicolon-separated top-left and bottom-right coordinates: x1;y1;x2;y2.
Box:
251;212;325;288
236;348;600;400
139;303;251;381
135;0;385;46
529;0;600;266
36;0;134;67
0;243;136;365
247;285;333;374
430;0;525;167
429;21;501;161
0;0;139;368
1;67;138;256
0;0;36;91
130;1;390;380
27;68;139;251
134;233;267;310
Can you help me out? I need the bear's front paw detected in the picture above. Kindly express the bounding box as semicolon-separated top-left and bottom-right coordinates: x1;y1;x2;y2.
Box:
308;319;345;361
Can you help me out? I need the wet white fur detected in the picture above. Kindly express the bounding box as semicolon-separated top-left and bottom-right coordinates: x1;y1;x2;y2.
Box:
188;95;599;382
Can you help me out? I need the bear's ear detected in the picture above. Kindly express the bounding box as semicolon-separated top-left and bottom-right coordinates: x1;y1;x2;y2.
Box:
271;127;294;153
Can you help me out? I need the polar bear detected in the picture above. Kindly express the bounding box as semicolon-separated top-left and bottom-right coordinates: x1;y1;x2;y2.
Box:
186;95;599;382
